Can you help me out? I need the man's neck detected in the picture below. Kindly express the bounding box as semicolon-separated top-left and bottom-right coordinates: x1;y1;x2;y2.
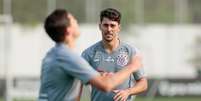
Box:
102;38;120;54
64;39;75;49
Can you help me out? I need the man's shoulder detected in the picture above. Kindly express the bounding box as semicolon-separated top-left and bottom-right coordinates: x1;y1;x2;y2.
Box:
49;45;81;62
83;41;102;53
119;42;140;55
120;42;136;50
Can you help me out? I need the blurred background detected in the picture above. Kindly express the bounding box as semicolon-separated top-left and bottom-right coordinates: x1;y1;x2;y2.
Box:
0;0;201;101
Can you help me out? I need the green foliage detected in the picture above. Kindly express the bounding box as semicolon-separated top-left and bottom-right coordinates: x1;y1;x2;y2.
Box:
12;0;47;24
0;0;201;25
144;0;175;23
0;0;2;14
56;0;86;23
189;0;201;23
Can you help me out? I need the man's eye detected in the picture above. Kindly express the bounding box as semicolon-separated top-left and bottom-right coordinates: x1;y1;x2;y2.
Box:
103;24;108;27
110;24;115;28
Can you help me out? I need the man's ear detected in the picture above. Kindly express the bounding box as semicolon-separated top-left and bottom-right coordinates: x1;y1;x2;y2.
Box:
64;27;70;36
118;24;121;32
99;23;101;30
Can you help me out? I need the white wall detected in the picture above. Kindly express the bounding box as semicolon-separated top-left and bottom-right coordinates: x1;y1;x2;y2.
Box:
0;24;200;79
124;25;201;78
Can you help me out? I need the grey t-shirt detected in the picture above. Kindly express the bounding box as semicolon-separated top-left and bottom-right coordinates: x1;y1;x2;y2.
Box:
38;43;99;101
82;41;145;101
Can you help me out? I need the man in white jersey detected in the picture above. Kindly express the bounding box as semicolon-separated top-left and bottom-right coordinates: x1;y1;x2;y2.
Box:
38;9;142;101
82;8;148;101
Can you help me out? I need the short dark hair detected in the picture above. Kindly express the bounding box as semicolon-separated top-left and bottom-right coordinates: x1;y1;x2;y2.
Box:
44;9;69;43
100;8;121;24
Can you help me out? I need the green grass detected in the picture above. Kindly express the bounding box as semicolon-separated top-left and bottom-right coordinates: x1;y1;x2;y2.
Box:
1;97;201;101
0;98;35;101
135;97;201;101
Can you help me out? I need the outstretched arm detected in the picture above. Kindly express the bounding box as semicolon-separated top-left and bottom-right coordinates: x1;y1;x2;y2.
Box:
89;55;142;92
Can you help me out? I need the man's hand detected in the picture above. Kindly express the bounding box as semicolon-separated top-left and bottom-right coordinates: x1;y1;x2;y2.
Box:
113;89;130;101
89;55;143;93
97;68;114;77
100;72;114;77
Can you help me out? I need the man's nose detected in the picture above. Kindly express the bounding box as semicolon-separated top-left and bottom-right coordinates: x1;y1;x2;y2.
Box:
107;26;112;31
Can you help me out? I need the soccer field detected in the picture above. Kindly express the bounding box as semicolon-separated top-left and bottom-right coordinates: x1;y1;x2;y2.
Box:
0;97;201;101
135;97;201;101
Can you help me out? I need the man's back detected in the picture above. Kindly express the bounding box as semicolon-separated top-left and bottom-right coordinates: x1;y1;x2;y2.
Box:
39;43;99;101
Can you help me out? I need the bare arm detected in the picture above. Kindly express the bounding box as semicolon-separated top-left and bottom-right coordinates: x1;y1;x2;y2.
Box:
127;77;148;95
89;55;142;92
113;77;148;101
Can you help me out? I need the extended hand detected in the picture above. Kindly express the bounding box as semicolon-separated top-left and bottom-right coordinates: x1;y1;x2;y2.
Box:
100;72;114;77
97;68;114;76
113;89;130;101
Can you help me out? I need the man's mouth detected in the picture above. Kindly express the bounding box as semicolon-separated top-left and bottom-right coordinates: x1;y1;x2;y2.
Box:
105;33;113;36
